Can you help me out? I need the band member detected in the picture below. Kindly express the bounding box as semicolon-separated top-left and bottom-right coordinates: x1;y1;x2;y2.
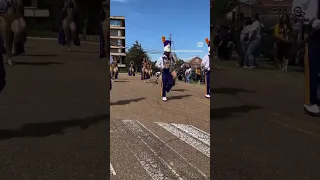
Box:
155;37;176;101
202;38;211;98
100;0;108;58
110;56;118;81
128;61;135;76
110;55;113;90
141;58;148;81
0;0;26;65
292;0;320;115
147;61;153;77
58;0;80;51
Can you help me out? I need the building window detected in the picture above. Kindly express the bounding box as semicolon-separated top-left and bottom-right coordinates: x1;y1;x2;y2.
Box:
110;39;123;46
111;48;118;53
110;30;118;36
110;20;121;27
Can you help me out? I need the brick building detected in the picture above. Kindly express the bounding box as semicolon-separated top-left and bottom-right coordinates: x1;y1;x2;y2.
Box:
184;56;202;68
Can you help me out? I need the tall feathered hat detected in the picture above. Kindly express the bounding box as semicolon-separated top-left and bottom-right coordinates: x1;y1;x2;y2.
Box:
162;36;172;52
205;38;210;52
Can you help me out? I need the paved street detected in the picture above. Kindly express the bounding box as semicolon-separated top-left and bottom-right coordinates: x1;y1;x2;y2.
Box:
0;39;109;179
110;75;210;179
212;63;320;180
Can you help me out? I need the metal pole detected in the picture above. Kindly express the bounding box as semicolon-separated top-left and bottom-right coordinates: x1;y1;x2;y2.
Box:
169;33;172;70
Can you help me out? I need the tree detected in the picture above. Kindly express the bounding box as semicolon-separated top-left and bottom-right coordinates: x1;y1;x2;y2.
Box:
176;59;185;68
211;0;238;25
125;41;150;70
210;0;238;63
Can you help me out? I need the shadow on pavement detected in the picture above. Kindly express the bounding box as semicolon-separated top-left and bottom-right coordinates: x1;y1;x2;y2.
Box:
171;89;189;92
168;94;191;100
213;67;227;71
70;50;99;54
212;87;255;95
211;105;261;120
0;114;108;140
20;54;58;57
110;97;146;106
13;62;65;66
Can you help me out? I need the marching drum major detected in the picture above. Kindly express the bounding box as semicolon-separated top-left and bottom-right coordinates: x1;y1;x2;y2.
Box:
155;36;176;101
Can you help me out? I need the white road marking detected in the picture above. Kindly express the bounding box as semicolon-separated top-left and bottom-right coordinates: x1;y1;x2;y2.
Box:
135;121;208;178
110;163;116;175
156;122;210;157
171;124;210;146
123;120;183;180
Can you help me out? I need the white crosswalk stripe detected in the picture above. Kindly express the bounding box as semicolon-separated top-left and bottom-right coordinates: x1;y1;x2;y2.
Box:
156;122;210;157
111;120;210;180
110;163;116;175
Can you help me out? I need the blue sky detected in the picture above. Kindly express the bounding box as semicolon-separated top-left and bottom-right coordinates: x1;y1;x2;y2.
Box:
110;0;210;61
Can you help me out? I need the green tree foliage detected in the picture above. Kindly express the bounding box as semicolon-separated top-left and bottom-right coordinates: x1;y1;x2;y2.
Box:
211;0;238;24
125;41;150;69
176;59;185;68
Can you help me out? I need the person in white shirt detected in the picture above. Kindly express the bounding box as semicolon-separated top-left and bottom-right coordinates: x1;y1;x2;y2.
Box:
245;13;262;69
185;67;192;83
292;0;320;115
202;38;210;98
240;17;252;67
155;36;176;101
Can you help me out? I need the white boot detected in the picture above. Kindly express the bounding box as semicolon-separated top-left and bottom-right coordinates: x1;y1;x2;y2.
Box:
205;94;210;98
162;97;167;101
304;104;320;114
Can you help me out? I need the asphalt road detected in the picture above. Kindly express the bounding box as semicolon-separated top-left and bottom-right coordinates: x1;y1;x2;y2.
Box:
0;39;109;180
4;39;319;180
212;63;320;180
110;75;210;179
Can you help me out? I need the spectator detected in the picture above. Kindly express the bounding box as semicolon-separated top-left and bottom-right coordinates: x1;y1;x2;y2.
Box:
274;14;293;71
234;13;246;66
195;67;201;84
240;17;252;67
185;67;192;83
218;26;233;60
245;13;262;69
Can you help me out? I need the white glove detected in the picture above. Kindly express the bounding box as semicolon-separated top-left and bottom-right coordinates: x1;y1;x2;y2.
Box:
312;19;320;29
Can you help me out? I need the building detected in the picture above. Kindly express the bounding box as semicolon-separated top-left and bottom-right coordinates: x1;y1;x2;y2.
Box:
184;56;202;68
24;0;49;17
110;16;126;68
227;0;293;27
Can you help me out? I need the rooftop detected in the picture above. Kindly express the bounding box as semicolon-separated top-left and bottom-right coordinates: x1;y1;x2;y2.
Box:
110;16;125;20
